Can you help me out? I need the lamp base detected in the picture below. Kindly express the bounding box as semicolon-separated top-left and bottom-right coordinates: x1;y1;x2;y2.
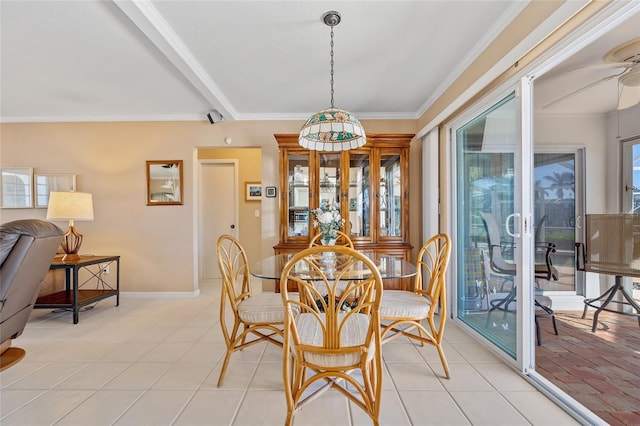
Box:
61;225;83;261
61;253;81;261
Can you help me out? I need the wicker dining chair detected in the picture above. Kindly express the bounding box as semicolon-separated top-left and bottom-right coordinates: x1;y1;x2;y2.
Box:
379;233;452;379
308;230;354;248
280;245;384;426
216;235;286;387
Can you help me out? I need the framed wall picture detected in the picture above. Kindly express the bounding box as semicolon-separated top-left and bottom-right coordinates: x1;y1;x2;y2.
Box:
146;160;183;206
265;186;277;198
1;167;33;208
245;182;262;201
34;173;77;208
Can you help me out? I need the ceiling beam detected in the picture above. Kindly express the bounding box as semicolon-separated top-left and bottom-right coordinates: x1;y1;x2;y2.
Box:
113;0;236;120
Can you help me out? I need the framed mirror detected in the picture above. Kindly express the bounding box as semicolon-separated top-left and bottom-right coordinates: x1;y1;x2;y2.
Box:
34;173;77;208
1;167;33;208
146;160;183;206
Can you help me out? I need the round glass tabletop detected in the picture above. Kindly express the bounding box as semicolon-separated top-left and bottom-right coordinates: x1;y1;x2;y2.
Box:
251;252;416;281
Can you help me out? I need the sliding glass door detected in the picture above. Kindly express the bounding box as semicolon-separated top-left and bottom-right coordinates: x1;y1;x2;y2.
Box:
451;81;534;363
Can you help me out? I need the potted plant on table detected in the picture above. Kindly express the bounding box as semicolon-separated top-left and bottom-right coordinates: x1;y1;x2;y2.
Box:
310;202;345;245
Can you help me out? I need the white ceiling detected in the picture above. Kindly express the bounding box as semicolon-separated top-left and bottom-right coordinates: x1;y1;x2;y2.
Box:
1;1;636;124
534;10;640;116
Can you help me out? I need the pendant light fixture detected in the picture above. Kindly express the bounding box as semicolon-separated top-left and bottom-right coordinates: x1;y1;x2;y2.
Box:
299;11;366;151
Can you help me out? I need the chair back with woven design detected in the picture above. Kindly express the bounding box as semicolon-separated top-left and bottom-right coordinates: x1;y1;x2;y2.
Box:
217;235;251;320
216;235;285;387
379;233;452;379
414;233;452;341
308;230;354;248
280;245;383;426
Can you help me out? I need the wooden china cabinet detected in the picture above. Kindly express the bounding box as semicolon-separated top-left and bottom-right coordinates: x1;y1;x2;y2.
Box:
273;133;414;289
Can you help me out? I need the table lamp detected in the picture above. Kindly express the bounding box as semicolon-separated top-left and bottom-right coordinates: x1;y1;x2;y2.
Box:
46;191;94;261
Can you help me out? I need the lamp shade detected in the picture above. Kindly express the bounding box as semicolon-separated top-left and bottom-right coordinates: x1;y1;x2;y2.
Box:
299;107;366;151
46;192;94;221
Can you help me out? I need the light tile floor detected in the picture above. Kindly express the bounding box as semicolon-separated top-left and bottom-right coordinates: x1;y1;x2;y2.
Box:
0;281;579;425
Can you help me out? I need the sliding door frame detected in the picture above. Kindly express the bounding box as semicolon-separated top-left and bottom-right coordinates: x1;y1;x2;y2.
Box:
446;77;535;373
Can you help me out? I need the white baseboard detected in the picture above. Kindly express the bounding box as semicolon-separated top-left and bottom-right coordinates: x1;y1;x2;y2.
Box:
121;290;200;299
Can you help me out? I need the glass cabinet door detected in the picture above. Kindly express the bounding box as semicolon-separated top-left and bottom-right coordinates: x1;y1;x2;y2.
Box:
379;152;403;238
287;153;310;239
348;152;371;238
318;153;341;207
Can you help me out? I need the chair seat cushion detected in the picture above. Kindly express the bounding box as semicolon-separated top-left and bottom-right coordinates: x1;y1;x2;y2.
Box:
379;290;431;320
238;293;286;324
296;312;370;367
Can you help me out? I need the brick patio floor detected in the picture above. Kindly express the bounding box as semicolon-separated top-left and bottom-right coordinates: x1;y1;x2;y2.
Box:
536;310;640;426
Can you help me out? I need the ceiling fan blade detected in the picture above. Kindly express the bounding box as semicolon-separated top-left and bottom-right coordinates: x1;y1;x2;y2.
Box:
542;73;620;110
567;61;633;73
618;84;640;109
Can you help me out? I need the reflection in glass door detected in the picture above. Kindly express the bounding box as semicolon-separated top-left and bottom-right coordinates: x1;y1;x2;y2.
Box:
318;153;341;206
287;154;310;239
379;153;402;237
455;92;520;358
348;153;371;238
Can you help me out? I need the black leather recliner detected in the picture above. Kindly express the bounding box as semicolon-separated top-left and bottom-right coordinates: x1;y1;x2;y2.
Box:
0;219;62;370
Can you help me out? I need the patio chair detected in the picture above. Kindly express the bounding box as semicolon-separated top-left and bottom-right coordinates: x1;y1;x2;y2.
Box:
379;233;452;379
279;245;384;426
480;212;559;344
216;235;286;386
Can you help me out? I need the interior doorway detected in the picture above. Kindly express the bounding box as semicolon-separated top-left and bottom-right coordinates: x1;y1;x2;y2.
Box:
198;160;238;281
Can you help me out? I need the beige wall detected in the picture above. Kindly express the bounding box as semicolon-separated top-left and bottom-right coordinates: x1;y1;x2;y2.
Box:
0;119;416;294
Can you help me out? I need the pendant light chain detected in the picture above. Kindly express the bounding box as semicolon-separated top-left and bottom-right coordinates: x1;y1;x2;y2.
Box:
330;26;335;109
298;10;366;151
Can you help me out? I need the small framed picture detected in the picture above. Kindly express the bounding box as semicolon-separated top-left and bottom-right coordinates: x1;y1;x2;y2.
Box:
245;182;262;201
265;186;277;198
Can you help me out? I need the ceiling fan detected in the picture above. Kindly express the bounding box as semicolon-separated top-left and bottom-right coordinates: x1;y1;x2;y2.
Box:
543;37;640;110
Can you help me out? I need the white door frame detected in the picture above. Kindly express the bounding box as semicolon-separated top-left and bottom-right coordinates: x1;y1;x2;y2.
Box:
621;136;640;213
192;150;239;292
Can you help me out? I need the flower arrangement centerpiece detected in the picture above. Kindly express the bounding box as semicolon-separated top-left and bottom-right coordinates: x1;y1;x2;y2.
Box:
310;202;345;245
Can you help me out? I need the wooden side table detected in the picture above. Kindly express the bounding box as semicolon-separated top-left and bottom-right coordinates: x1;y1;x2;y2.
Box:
35;255;120;324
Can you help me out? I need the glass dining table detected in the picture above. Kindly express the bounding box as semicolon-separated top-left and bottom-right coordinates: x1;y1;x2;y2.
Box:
251;252;416;290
